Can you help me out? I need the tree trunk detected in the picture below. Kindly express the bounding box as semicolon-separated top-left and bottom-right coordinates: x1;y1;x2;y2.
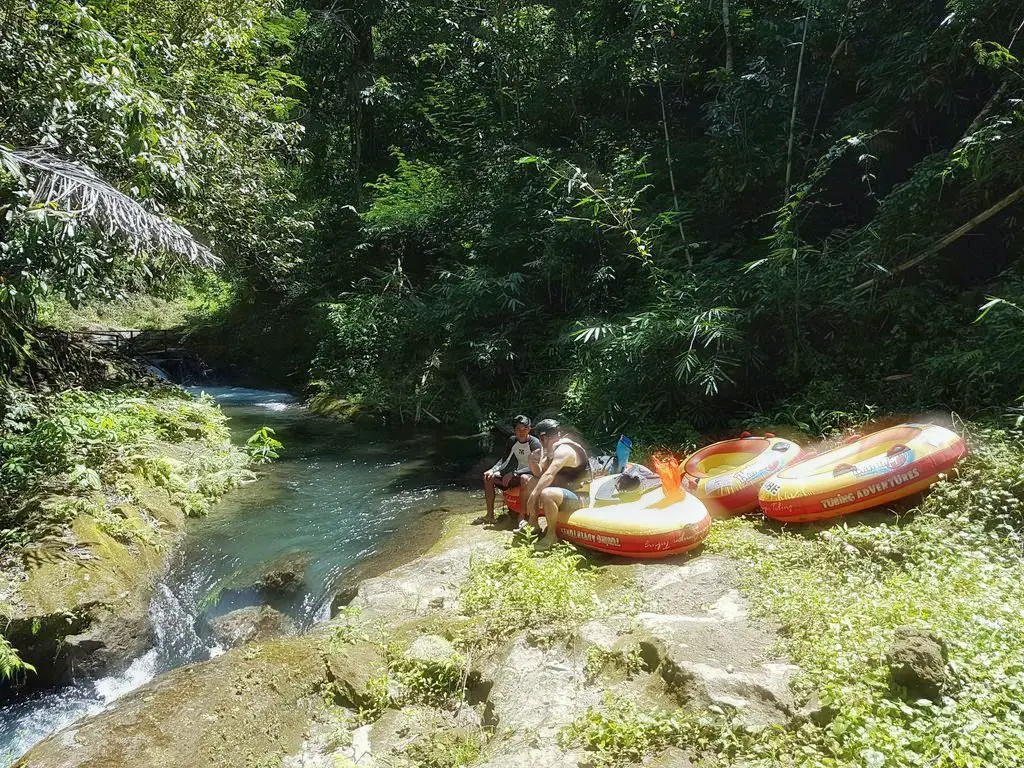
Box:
721;0;734;72
784;0;813;203
350;20;375;206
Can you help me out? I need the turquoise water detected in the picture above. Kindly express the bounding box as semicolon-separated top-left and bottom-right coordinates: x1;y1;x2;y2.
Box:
0;388;486;764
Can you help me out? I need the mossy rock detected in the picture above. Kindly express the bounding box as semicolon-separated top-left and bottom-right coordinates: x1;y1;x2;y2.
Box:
15;636;330;768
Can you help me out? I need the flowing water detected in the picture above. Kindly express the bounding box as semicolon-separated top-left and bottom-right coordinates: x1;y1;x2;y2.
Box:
0;387;487;765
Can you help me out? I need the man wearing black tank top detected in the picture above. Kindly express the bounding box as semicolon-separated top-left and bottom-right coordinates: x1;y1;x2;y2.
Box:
525;419;590;550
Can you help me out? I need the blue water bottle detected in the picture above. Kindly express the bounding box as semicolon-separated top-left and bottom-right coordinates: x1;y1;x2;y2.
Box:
616;435;633;472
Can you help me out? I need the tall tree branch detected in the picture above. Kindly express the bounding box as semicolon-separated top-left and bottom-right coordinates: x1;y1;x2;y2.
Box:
853;184;1024;294
784;0;813;203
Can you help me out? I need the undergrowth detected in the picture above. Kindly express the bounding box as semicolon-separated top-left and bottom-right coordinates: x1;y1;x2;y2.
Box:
560;695;741;766
567;423;1024;768
459;541;599;645
404;730;483;768
0;385;255;549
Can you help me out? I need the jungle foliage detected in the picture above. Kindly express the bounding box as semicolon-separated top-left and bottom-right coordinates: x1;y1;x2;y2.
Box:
288;0;1024;435
0;0;308;377
4;0;1024;436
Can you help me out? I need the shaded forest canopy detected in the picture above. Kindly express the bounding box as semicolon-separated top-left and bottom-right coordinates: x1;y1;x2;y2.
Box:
3;0;1024;439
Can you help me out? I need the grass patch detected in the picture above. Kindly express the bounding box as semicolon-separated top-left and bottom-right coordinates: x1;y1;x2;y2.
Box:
559;695;738;767
583;644;648;683
405;730;483;768
459;541;599;645
568;423;1024;768
387;644;468;709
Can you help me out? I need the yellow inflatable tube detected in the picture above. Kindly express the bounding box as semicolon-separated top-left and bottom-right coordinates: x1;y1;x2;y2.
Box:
557;475;711;558
759;423;966;522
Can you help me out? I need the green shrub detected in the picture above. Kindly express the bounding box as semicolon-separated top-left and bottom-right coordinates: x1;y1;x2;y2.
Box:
560;695;732;767
0;386;248;547
460;542;598;644
387;647;467;709
405;730;483;768
246;426;283;464
0;635;36;682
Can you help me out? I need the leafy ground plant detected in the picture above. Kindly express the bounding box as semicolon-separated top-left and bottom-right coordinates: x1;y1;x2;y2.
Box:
562;424;1024;768
0;386;250;548
0;634;36;682
459;541;599;645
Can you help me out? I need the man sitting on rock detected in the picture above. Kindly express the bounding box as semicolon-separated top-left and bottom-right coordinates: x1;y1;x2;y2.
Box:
478;414;541;524
524;418;590;549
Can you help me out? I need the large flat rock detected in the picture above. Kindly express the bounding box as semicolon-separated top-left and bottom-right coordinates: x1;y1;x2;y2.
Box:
348;534;503;622
15;637;329;768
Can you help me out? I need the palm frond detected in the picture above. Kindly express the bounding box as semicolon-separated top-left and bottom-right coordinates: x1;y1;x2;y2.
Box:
0;145;217;266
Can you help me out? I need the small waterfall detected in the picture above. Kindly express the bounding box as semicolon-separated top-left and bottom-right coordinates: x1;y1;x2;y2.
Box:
0;573;186;767
0;388;482;766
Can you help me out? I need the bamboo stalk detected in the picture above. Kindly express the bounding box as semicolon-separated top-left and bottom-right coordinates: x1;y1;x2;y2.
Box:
853;184;1024;293
655;45;692;267
784;0;813;203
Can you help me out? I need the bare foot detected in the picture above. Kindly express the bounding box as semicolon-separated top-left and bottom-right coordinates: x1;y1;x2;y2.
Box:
535;536;557;551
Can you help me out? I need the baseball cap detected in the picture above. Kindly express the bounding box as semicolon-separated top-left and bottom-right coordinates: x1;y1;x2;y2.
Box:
533;418;560;437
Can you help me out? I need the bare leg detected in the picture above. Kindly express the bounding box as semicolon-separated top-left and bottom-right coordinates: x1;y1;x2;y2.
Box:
523;475;540;526
537;488;562;548
518;477;531;522
483;472;496;520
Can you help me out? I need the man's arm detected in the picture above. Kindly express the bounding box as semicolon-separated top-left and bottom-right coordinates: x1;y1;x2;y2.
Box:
490;436;517;475
526;444;573;513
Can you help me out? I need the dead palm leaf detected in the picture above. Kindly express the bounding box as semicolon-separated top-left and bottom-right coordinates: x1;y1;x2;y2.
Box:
0;145;217;267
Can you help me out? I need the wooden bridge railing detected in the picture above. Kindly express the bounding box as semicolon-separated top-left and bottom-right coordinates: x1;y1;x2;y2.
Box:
66;328;180;354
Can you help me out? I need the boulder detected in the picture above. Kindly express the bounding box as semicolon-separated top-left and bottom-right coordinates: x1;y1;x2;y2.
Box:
635;591;797;728
484;634;602;738
0;484;187;690
15;637;329;768
887;626;948;700
406;634;458;665
474;745;583;768
207;605;296;649
321;641;388;710
255;551;312;594
349;537;503;623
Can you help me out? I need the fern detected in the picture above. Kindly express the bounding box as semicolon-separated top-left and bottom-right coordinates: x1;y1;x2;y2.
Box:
0;633;36;681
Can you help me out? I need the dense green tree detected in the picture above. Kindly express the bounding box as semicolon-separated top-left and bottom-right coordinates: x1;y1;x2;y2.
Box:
0;0;309;376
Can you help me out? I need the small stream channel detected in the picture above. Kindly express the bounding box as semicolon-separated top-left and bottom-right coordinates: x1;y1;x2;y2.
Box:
0;387;487;765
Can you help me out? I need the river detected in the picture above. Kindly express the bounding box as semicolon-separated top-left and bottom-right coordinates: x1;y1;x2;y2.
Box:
0;387;486;765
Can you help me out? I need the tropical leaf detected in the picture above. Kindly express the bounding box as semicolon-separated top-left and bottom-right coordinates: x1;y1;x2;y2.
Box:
0;145;216;266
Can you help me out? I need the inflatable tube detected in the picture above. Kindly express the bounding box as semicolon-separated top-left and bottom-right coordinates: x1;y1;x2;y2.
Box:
759;423;966;523
502;486;523;514
556;475;711;558
682;434;803;516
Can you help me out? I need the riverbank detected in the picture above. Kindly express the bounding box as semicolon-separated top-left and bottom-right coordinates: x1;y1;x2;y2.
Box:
14;420;1024;768
0;386;254;691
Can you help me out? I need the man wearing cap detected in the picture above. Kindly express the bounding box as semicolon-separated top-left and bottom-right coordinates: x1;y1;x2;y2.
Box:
479;415;542;524
525;418;590;549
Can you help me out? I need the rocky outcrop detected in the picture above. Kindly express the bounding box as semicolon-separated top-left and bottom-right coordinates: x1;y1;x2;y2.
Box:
207;605;297;649
887;626;948;700
14;637;331;768
253;551;311;594
16;517;801;767
0;483;188;689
